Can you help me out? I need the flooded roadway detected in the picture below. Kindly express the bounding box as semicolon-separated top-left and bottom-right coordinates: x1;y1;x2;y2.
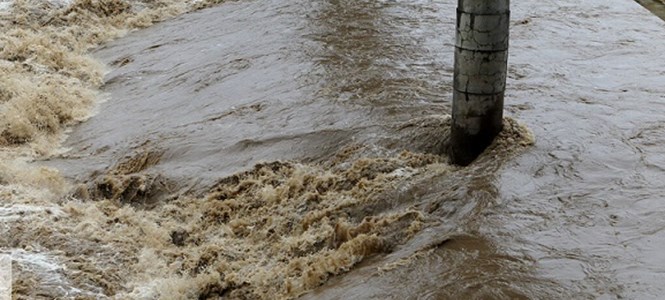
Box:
15;0;665;298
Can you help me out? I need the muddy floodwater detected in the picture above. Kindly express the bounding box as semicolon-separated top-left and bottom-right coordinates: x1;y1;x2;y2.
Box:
3;0;665;298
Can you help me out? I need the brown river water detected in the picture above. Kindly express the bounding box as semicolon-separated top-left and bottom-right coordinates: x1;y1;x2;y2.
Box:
3;0;665;299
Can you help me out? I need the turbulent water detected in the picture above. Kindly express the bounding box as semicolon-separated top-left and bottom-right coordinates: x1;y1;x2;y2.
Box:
2;0;665;299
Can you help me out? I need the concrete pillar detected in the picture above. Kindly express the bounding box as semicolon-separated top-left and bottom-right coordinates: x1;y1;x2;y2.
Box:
449;0;510;166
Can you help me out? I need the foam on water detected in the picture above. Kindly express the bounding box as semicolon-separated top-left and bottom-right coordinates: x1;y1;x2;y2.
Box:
0;1;11;12
0;205;64;222
6;249;105;298
0;0;249;297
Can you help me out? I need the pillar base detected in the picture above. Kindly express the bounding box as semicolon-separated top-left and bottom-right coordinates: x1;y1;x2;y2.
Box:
448;92;504;166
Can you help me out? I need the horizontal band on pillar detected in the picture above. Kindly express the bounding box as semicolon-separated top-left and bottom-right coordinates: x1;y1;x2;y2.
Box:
457;0;510;14
456;8;511;16
453;90;504;105
453;77;507;94
453;90;506;97
454;46;509;53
